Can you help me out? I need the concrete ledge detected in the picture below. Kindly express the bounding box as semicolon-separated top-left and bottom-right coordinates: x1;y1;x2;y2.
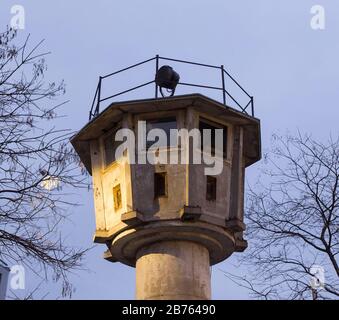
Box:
93;219;144;243
107;220;235;267
234;238;248;252
179;206;202;221
121;210;144;224
225;218;246;232
103;249;118;263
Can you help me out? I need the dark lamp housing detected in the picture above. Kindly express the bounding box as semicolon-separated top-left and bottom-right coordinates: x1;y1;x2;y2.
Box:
155;65;180;97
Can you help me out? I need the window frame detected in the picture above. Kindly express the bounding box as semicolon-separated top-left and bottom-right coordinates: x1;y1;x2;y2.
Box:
198;116;229;160
154;172;168;198
101;123;123;170
146;116;178;150
135;112;180;153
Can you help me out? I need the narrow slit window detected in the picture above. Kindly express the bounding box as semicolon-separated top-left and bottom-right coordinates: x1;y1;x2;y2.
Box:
104;127;123;167
154;172;167;198
206;176;217;201
113;184;122;211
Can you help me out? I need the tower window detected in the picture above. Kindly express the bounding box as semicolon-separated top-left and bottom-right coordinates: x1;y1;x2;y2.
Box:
206;176;217;201
146;117;177;149
104;127;123;167
113;184;122;211
154;172;167;198
199;119;227;158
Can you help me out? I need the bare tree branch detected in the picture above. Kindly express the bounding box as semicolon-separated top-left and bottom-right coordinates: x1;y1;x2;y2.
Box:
225;132;339;300
0;28;89;298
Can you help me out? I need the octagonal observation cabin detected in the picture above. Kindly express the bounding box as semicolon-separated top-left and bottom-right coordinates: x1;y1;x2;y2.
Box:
71;55;261;267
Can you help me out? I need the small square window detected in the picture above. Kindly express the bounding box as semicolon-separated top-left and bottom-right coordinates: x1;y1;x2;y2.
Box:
154;172;167;198
206;176;217;201
113;184;122;211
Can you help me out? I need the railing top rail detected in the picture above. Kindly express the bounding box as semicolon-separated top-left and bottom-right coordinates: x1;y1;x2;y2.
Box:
159;56;221;70
89;55;255;120
101;57;156;79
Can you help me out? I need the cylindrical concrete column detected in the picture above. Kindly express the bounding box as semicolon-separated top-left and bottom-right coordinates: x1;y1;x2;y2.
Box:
136;240;211;300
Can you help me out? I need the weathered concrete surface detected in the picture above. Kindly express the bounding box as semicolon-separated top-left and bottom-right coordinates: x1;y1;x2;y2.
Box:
71;94;261;300
136;240;211;300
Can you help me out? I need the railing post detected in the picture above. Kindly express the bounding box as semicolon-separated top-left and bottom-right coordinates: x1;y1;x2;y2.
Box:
95;76;102;117
221;65;226;106
155;55;159;98
251;96;254;117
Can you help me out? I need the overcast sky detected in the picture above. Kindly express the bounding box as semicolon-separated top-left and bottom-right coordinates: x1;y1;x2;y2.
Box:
1;0;338;299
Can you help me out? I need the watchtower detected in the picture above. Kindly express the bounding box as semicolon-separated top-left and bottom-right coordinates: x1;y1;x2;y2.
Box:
71;56;261;300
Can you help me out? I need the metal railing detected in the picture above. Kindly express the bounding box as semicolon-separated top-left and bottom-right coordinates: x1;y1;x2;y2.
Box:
89;55;254;120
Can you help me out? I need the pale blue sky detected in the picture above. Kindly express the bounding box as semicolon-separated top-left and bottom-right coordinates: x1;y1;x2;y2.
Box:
1;0;338;299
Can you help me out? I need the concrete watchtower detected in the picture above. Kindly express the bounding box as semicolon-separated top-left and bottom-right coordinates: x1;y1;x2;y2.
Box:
71;56;261;300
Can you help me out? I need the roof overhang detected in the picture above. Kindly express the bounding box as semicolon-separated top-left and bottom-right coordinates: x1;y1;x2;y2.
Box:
71;94;261;174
